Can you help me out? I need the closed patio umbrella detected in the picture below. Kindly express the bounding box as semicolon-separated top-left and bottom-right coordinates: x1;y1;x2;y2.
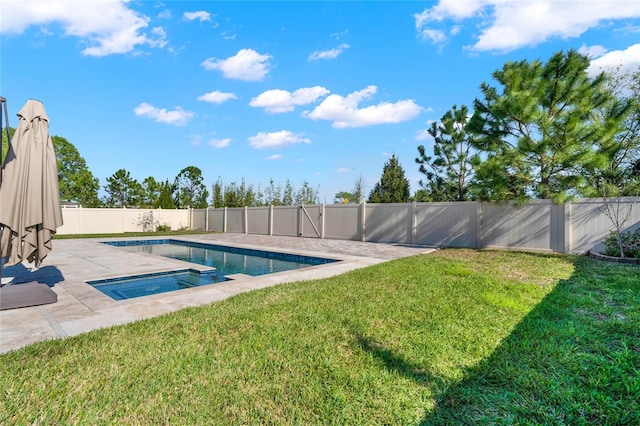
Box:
0;99;63;269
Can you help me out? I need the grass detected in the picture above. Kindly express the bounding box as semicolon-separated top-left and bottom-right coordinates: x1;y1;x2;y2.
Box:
1;249;638;424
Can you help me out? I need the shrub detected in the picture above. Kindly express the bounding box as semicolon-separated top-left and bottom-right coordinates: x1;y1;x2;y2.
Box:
156;224;171;232
135;211;159;232
604;228;640;258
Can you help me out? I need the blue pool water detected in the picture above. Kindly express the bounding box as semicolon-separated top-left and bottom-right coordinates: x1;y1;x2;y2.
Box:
88;269;227;301
103;239;337;276
90;239;338;301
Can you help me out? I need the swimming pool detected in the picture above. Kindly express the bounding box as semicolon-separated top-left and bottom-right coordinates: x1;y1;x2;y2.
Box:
89;239;338;301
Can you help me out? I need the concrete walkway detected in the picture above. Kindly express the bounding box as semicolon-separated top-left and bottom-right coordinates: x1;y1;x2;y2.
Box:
0;234;435;354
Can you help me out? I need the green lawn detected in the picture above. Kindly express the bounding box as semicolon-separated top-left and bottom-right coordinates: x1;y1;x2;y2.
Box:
1;249;638;425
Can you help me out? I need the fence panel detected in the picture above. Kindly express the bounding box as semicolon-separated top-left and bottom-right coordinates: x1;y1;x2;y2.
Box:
481;201;551;250
570;197;640;254
365;203;411;243
226;208;245;233
248;207;270;235
415;202;477;247
208;209;225;232
300;205;322;238
191;209;206;230
58;208;190;235
324;204;360;240
273;206;298;236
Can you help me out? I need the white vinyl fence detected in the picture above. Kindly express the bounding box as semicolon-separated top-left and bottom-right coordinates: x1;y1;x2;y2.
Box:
57;208;191;235
192;198;640;254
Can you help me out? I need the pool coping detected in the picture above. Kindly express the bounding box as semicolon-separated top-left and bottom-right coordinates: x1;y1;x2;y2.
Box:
0;234;435;354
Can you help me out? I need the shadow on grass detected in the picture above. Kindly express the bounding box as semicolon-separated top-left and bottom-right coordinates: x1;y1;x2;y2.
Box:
355;257;640;424
420;258;640;425
354;334;447;392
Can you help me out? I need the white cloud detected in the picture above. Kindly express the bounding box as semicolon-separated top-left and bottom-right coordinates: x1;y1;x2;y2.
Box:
248;130;311;149
267;154;283;160
184;11;211;22
303;86;422;128
414;1;640;52
197;90;238;104
134;102;194;126
308;43;350;61
0;0;166;56
578;44;608;59
221;31;236;40
201;49;271;81
250;86;330;113
208;138;231;148
158;9;172;19
337;167;352;173
587;43;640;77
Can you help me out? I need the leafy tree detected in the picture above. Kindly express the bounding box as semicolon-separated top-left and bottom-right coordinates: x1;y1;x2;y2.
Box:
212;178;224;208
1;127;14;164
262;179;282;206
352;175;365;203
157;179;176;209
282;179;294;206
368;154;410;203
51;136;102;207
294;180;319;205
174;166;209;208
335;176;365;204
222;179;257;207
334;191;353;204
103;168;142;207
140;176;161;208
583;67;640;197
468;49;631;202
412;188;432;202
416;105;476;201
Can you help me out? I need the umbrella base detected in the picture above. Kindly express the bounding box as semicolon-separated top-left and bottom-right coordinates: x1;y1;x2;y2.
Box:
0;282;57;310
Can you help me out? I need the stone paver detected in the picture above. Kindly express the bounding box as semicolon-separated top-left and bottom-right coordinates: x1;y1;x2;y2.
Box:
0;234;434;354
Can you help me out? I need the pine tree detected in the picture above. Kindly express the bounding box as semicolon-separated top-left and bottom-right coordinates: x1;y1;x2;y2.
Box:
368;154;410;203
416;105;476;201
468;49;631;202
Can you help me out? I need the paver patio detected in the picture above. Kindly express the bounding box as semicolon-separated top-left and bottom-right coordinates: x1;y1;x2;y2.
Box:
0;234;434;354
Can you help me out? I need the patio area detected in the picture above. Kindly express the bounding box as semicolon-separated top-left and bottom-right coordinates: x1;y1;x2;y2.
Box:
0;234;434;354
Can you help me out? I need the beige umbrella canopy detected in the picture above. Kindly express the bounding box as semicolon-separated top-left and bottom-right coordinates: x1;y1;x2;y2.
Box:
0;99;63;268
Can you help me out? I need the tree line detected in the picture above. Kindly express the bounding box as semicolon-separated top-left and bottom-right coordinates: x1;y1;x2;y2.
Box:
338;50;638;204
2;50;638;208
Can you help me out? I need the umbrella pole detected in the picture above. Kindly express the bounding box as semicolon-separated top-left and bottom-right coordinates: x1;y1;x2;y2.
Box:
0;96;10;284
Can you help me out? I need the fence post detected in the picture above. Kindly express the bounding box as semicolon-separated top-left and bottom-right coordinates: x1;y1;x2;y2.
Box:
320;203;325;239
411;201;417;245
269;205;274;236
244;206;248;234
297;205;303;237
476;201;483;249
359;202;366;242
223;207;227;233
565;202;572;253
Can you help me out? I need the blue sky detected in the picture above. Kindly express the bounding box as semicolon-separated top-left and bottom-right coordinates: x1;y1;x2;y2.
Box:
2;1;639;203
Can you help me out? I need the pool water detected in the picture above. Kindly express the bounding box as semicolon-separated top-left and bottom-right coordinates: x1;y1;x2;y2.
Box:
103;239;337;276
88;269;227;301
